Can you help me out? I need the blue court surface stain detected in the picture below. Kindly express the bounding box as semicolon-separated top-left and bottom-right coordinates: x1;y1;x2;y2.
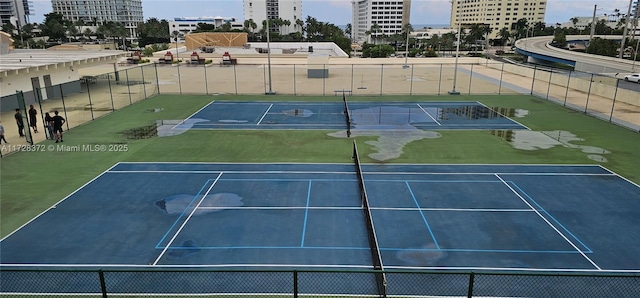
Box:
1;163;639;294
173;101;527;131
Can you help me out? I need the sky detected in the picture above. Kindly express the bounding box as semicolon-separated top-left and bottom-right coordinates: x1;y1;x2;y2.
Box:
29;0;632;27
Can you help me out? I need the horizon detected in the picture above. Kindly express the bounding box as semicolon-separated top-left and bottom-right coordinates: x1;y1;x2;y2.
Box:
28;0;631;28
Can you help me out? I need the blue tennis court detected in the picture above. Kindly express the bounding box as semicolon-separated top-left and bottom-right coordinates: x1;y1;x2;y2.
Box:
2;162;639;274
172;101;528;130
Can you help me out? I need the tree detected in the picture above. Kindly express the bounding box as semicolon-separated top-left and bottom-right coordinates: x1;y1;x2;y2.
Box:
498;27;511;47
83;28;94;41
195;22;215;32
40;12;66;41
571;17;579;28
97;21;128;49
137;18;170;47
345;23;352;41
552;30;567;48
586;37;619;57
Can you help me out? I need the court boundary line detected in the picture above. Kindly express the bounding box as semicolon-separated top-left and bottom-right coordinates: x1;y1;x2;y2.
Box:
195;206;537;212
404;181;440;249
155;179;216;248
171;99;216;129
152;172;223;266
416;103;442;125
475;100;532;131
598;164;640;188
0;163;121;242
495;173;601;270
300;180;312;247
256;103;273;125
508;182;592;252
4;262;639;272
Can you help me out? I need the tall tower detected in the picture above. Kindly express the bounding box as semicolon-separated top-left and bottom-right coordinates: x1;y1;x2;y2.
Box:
243;0;302;34
351;0;411;43
450;0;547;40
0;0;32;29
51;0;144;40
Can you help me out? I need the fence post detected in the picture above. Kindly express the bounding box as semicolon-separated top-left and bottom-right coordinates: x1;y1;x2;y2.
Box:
498;63;504;95
563;71;571;106
203;63;209;95
467;272;475;298
154;63;160;95
177;61;182;94
98;269;108;298
609;78;619;122
380;64;384;96
86;79;95;120
140;65;147;99
293;270;298;298
293;64;297;96
546;70;552;100
233;64;238;95
351;64;354;93
584;74;594;113
410;64;414;95
323;63;326;96
60;85;70;130
468;64;474;95
125;69;132;105
107;73;115;111
530;65;537;95
438;64;443;95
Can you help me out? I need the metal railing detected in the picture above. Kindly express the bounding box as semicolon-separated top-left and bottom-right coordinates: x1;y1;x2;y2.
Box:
1;268;639;297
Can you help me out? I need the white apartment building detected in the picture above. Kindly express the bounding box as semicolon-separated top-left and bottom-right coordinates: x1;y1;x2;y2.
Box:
0;0;32;29
169;17;243;40
51;0;144;40
243;0;302;34
351;0;411;44
450;0;546;40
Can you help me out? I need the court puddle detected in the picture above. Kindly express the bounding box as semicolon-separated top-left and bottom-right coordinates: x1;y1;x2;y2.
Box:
328;128;441;161
155;193;244;216
395;244;447;266
156;118;209;137
491;130;611;162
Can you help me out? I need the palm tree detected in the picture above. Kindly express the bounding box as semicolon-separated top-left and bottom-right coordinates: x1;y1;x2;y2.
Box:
368;23;381;44
571;17;579;29
498;27;511;49
83;28;94;42
345;23;352;41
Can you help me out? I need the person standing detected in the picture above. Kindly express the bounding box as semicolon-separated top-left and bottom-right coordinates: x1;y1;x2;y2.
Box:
28;105;39;133
44;112;54;140
52;110;66;143
14;109;24;137
0;121;8;143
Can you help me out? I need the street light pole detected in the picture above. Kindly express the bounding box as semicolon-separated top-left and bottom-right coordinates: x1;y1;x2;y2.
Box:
403;25;410;68
449;0;462;95
619;0;634;59
266;17;275;95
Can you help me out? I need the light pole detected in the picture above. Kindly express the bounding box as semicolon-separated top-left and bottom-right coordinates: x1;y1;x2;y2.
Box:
619;0;634;59
403;25;410;69
449;0;462;95
265;17;275;95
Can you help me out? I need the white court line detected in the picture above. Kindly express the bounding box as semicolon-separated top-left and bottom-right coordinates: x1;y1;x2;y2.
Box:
371;207;535;212
494;173;602;270
198;206;362;210
152;172;224;266
416;103;441;125
171;100;216;129
0;163;121;242
256;103;274;125
476;101;532;130
597;164;640;188
4;262;640;273
108;170;358;175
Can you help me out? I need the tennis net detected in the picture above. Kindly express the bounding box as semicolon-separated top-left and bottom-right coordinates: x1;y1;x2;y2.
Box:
352;140;387;297
343;94;352;137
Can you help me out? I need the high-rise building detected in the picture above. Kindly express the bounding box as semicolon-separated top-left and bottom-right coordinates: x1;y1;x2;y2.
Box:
450;0;546;40
351;0;411;44
51;0;143;40
0;0;32;29
243;0;302;34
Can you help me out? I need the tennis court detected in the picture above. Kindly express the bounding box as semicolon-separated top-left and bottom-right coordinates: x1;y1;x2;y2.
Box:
172;100;528;131
2;145;639;294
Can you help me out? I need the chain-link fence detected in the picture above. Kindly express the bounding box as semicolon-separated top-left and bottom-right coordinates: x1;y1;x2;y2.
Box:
2;268;639;297
2;59;638;155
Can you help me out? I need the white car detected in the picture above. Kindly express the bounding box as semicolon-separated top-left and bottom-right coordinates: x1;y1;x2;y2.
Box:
624;73;640;83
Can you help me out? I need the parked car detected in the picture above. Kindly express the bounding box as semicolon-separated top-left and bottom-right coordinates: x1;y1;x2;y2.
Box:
624;73;640;83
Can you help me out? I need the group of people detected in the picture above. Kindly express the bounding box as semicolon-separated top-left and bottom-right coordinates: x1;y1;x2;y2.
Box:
9;105;66;143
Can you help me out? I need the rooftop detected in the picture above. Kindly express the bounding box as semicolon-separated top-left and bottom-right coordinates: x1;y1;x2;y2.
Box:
0;49;126;77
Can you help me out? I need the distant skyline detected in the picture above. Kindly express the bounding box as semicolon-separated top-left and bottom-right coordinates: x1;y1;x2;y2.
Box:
30;0;632;27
